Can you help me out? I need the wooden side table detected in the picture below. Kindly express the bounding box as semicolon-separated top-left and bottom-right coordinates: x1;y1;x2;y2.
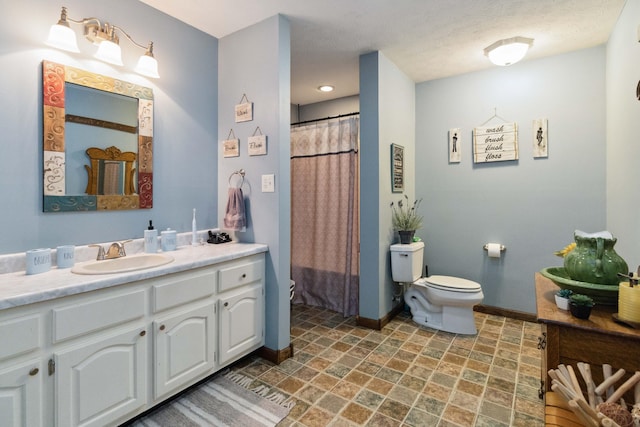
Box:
535;273;640;401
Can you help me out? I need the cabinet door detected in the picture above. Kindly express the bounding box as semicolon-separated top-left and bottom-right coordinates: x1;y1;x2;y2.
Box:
154;303;215;399
0;360;42;427
55;327;147;427
218;284;264;366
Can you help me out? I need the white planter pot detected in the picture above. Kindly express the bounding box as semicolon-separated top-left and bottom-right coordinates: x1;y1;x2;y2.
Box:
555;295;570;310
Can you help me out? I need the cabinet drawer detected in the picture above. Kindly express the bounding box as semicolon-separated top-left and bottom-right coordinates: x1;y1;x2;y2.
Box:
218;259;263;293
0;314;40;361
153;270;215;313
52;290;145;343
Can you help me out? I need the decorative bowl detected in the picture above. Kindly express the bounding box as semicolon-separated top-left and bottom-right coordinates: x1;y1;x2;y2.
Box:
539;267;618;305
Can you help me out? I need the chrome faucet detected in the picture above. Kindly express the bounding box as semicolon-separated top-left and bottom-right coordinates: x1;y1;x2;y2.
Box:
90;240;132;260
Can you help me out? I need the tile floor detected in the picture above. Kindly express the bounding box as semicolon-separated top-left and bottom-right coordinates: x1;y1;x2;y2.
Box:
230;304;545;426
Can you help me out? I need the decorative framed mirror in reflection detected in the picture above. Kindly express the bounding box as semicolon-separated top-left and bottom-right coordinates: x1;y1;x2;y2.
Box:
42;60;153;212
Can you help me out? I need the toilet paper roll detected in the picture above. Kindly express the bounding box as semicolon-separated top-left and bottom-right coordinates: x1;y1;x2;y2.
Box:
487;243;502;258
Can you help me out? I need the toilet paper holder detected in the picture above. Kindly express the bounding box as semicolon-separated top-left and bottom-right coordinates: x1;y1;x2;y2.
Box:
483;244;506;252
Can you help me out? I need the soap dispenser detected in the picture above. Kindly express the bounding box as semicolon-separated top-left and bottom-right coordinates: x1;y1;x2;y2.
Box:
144;220;158;253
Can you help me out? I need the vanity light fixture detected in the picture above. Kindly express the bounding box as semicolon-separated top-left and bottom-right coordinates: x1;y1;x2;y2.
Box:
483;36;533;67
318;85;335;93
46;6;160;78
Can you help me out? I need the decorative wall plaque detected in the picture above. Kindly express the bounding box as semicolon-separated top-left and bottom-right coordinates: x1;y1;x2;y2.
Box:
533;118;548;158
391;143;404;192
248;126;267;156
449;128;461;163
235;94;253;123
473;123;518;163
223;139;239;157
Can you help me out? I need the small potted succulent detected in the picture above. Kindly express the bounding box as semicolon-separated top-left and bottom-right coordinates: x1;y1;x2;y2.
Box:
555;288;573;311
569;294;594;320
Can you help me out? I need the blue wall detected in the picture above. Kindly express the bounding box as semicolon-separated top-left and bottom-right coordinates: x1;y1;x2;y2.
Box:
218;15;291;351
359;52;416;319
415;47;606;314
0;0;218;254
606;0;640;263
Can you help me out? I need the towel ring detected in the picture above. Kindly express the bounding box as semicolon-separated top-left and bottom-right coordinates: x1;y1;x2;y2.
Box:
228;169;245;187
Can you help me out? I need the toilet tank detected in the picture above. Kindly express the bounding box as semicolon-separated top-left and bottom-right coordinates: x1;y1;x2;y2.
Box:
390;241;424;282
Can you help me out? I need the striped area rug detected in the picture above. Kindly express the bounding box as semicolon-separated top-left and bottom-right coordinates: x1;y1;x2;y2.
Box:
130;371;293;427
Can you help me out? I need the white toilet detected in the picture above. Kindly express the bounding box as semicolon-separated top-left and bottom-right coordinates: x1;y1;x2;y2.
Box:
390;242;484;335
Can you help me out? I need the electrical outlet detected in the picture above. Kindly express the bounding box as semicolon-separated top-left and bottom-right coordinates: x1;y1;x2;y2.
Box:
261;174;275;192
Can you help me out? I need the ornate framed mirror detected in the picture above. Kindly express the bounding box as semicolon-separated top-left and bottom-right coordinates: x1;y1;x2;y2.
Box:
42;60;153;212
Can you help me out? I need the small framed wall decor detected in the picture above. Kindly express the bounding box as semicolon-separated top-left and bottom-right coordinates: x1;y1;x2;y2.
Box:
235;94;253;123
532;118;548;158
248;126;267;156
222;129;239;158
391;143;404;193
449;128;461;163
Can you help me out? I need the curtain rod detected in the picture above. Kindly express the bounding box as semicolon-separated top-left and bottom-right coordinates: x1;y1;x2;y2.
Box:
291;111;359;126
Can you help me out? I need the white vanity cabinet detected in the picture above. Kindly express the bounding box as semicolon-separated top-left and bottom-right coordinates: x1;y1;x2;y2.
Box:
218;257;265;366
0;313;43;427
0;249;266;427
0;359;43;427
153;302;216;399
54;326;148;427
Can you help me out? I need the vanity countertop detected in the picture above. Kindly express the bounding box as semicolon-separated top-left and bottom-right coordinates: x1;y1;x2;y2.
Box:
0;242;268;311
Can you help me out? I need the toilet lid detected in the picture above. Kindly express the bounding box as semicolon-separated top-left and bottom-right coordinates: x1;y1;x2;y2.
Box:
416;275;481;292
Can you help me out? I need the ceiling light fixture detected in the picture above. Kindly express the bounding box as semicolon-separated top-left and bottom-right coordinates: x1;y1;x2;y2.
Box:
484;36;533;67
318;85;334;93
46;6;160;78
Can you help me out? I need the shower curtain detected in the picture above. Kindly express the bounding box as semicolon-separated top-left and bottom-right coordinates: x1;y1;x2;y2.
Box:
290;116;359;317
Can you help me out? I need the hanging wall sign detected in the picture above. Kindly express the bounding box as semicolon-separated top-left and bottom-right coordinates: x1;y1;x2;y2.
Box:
223;139;239;157
248;126;267;156
532;118;548;158
473;123;518;163
391;143;404;193
449;128;461;163
222;129;239;157
235;94;253;123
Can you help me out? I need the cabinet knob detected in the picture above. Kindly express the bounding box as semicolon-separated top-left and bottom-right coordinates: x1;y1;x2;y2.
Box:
29;367;39;376
139;330;146;337
159;325;166;331
224;302;229;307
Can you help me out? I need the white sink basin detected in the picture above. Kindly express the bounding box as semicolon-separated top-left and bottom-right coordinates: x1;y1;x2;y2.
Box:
71;253;174;275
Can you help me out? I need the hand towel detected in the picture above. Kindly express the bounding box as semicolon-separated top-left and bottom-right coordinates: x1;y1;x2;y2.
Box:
224;187;246;231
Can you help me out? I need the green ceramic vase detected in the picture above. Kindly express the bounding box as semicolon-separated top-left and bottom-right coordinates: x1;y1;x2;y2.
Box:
563;231;628;285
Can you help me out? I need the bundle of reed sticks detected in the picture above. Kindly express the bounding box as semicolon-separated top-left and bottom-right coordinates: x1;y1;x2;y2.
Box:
549;363;640;427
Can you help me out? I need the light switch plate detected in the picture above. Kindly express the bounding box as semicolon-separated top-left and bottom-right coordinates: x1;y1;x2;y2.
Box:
261;174;275;192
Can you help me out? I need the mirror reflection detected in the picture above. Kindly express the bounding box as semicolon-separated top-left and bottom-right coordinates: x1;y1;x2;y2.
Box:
42;60;154;212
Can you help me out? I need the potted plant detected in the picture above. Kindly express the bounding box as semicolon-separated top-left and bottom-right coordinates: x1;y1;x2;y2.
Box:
391;195;423;244
555;288;573;310
569;294;594;319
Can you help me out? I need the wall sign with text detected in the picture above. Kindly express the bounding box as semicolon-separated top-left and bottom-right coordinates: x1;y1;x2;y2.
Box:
472;123;518;163
235;94;253;123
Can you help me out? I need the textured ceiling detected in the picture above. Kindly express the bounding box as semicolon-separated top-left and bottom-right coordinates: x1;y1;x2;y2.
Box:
139;0;626;105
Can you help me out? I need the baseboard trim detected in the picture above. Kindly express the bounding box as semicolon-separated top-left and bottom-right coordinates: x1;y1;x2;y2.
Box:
356;302;404;330
473;304;537;323
257;343;294;365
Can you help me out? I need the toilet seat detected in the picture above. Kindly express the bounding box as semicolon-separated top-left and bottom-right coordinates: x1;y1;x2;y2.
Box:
415;275;481;293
